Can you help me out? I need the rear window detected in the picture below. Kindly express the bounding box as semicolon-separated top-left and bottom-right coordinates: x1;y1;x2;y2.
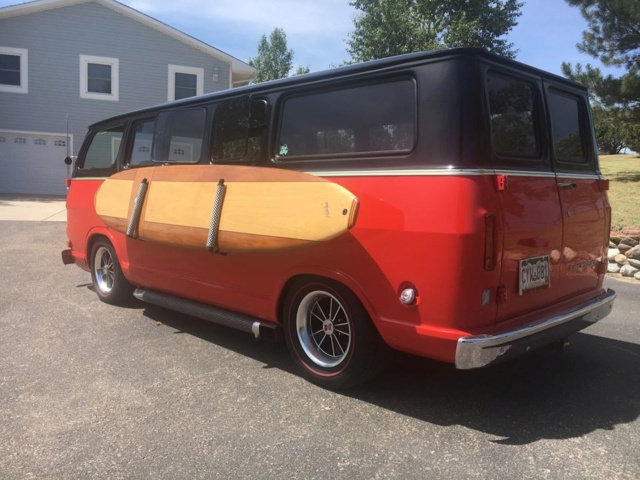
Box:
547;89;588;164
277;79;416;159
487;72;540;159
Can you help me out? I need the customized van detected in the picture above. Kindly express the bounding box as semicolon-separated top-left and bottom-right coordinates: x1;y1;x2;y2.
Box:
62;48;616;389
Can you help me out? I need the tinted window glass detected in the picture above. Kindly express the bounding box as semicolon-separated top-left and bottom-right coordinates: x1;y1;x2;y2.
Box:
278;79;415;159
83;125;124;169
87;63;112;94
0;54;20;86
548;90;587;163
129;119;155;166
212;97;250;161
175;73;197;100
487;73;540;158
155;109;206;163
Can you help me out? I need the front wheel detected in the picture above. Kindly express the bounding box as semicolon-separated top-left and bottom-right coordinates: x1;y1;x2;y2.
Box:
90;239;134;305
284;278;388;390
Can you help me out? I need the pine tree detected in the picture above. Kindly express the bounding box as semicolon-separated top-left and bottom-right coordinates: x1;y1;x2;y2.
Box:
347;0;523;62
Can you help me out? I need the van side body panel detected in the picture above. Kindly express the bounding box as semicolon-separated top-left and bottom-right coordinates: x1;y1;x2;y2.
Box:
63;49;614;369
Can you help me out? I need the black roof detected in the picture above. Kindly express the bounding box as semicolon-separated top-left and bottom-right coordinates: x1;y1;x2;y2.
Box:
90;47;586;129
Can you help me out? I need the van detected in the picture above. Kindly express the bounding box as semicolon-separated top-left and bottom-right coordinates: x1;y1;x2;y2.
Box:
62;48;616;389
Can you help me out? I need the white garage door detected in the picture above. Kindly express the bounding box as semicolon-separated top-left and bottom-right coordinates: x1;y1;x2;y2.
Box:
0;131;70;196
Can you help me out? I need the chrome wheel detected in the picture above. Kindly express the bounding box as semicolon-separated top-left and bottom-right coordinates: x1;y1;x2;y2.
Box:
295;290;352;368
93;246;115;295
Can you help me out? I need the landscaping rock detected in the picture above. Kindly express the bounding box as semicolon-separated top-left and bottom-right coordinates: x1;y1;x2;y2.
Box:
635;271;640;281
619;237;639;248
614;253;629;266
608;263;621;273
608;248;619;261
609;241;617;248
626;245;640;260
610;236;621;244
620;264;640;277
628;258;640;269
617;243;632;254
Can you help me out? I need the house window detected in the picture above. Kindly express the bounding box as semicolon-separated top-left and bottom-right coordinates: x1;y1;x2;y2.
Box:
0;47;28;94
168;65;203;101
80;55;119;101
34;138;47;146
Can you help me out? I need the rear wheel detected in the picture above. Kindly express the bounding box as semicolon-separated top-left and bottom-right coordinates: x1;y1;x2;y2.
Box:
90;239;134;305
284;278;388;390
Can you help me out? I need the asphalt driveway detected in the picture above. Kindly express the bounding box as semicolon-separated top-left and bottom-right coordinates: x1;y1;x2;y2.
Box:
1;219;639;479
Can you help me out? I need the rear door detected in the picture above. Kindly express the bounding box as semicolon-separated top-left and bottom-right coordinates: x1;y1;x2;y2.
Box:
484;68;564;323
545;83;609;298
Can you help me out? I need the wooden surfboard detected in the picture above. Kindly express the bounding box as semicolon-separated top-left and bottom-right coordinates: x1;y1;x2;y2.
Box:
95;165;359;252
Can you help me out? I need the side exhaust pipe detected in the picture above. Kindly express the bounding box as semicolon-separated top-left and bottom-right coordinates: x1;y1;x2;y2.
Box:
134;289;281;341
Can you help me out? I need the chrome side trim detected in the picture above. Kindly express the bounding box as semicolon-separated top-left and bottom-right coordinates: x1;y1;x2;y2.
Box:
305;168;598;179
455;289;616;369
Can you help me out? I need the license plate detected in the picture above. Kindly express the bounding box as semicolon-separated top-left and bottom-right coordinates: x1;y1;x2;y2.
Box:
519;255;550;295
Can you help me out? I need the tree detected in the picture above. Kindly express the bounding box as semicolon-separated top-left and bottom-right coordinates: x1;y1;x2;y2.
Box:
249;28;294;83
347;0;523;63
563;1;640;152
591;105;628;154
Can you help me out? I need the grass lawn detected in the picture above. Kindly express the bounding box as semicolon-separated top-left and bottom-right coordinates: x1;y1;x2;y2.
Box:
599;154;640;232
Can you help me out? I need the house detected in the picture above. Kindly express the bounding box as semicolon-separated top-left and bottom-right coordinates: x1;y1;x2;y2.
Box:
0;0;256;195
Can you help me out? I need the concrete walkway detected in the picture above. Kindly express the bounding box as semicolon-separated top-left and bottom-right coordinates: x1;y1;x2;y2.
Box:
0;194;67;222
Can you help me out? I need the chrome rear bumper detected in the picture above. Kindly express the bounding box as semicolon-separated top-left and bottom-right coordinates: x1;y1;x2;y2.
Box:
455;288;616;369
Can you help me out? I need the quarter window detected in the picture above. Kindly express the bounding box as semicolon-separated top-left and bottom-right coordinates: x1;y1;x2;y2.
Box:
277;79;416;159
154;109;206;163
168;65;204;101
0;47;28;94
487;73;540;158
548;90;587;163
80;55;119;101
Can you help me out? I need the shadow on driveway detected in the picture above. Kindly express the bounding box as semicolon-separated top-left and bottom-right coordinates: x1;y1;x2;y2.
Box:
130;301;639;446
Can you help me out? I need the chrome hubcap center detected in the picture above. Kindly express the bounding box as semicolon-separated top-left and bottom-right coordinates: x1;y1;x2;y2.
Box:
322;319;334;335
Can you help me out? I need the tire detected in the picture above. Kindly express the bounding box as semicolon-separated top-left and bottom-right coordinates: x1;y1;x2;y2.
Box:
283;277;388;390
90;238;134;305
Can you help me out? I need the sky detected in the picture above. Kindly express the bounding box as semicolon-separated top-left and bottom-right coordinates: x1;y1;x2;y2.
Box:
0;0;624;77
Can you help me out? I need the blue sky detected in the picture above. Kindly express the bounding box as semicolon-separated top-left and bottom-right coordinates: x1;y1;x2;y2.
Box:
0;0;623;77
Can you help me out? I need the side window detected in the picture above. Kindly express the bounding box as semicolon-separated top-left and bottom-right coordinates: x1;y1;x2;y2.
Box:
155;109;206;163
548;89;588;164
277;79;416;159
211;97;267;164
81;124;125;171
487;72;540;159
129;118;155;166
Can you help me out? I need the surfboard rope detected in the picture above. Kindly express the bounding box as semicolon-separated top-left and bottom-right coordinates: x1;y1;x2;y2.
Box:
127;178;148;238
207;179;227;254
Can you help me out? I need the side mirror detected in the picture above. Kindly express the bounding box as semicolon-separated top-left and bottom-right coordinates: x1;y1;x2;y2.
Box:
64;156;73;166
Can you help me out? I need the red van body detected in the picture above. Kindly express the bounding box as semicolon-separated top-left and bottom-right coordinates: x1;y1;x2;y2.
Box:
63;49;615;389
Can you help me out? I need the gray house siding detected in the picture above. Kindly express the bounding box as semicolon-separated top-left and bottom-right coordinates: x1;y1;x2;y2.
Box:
0;1;234;194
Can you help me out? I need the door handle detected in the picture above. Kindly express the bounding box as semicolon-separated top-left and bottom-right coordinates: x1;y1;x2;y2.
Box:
558;182;577;189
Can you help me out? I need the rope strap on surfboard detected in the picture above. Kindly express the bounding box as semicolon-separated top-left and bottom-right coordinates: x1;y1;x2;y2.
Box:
207;179;227;254
127;178;148;238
